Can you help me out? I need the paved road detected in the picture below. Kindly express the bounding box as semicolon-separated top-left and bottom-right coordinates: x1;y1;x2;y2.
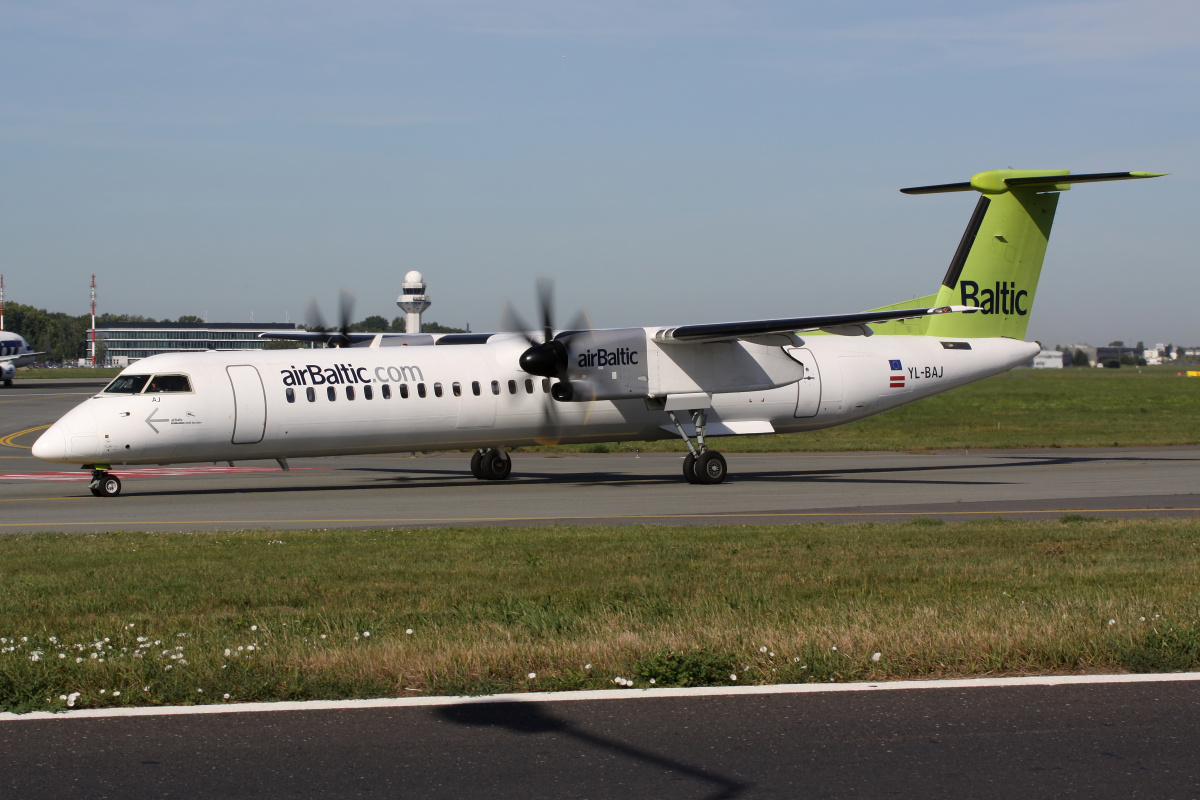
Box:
4;679;1199;798
3;380;1200;532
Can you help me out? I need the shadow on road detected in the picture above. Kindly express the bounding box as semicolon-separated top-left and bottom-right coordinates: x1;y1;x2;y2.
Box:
436;700;749;799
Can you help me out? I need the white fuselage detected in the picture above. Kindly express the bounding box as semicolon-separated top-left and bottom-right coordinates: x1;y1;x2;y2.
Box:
32;334;1037;467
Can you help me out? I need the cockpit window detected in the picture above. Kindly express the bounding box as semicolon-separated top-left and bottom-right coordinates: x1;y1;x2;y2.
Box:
103;375;150;394
143;374;193;394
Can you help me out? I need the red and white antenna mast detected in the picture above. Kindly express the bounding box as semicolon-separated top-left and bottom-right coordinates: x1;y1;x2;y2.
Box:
90;274;97;367
1;274;5;331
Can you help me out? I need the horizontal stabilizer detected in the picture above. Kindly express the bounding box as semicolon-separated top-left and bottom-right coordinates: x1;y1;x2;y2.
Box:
901;170;1165;195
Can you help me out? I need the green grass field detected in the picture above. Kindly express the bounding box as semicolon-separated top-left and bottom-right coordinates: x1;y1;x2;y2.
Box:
18;367;121;379
3;519;1199;713
524;366;1200;453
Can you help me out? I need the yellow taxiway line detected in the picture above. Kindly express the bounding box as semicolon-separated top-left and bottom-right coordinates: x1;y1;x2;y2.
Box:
0;424;50;449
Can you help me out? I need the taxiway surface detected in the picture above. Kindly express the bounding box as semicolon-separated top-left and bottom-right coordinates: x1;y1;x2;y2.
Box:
3;380;1200;532
5;678;1200;798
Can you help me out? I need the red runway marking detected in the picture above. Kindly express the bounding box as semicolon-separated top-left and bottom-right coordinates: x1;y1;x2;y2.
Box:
0;466;325;482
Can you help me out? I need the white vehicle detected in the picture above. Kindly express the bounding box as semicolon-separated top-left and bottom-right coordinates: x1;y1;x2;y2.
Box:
0;331;39;385
33;169;1162;497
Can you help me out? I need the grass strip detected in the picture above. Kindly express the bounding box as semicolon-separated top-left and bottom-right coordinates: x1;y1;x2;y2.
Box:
2;519;1199;713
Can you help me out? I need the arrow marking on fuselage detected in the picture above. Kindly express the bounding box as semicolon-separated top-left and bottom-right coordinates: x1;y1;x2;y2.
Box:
145;410;171;433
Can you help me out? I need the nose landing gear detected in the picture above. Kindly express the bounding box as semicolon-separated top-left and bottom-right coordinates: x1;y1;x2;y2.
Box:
88;468;122;497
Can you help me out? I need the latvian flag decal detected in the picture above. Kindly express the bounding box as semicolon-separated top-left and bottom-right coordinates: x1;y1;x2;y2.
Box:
889;359;905;388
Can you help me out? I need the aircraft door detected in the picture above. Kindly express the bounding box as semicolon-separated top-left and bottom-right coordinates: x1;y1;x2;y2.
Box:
227;365;267;444
786;348;822;418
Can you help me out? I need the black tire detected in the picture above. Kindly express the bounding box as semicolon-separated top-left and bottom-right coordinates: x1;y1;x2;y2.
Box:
97;475;122;497
695;451;727;485
89;485;103;497
682;452;701;484
481;449;512;480
470;450;487;479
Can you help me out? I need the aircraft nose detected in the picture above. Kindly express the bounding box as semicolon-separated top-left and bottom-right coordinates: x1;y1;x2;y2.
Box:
31;424;68;462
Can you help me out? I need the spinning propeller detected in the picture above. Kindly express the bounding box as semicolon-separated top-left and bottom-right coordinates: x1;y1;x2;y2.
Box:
304;289;357;348
502;277;593;443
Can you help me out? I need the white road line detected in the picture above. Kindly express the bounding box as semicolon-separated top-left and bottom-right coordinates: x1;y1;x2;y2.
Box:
4;672;1199;722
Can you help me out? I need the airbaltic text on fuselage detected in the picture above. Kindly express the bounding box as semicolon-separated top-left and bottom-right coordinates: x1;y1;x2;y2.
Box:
960;280;1029;315
577;348;638;369
280;364;424;386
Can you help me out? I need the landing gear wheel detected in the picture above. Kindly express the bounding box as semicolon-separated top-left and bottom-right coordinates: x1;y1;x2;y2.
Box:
695;451;727;485
90;473;122;497
682;452;701;484
470;450;487;480
480;449;512;480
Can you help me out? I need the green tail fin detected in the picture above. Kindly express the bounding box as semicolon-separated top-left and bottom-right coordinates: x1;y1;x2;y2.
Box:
869;169;1164;338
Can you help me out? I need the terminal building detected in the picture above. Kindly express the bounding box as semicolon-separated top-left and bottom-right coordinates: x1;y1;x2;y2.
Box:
96;321;298;365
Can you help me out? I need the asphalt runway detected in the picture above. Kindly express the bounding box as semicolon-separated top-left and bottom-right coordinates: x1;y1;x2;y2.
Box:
4;678;1200;798
3;379;1200;532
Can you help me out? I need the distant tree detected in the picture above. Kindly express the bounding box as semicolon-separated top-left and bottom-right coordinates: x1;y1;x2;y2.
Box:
1108;340;1123;347
97;313;157;323
264;339;306;350
1073;348;1089;367
421;321;467;334
177;314;204;323
389;316;406;333
352;315;391;333
1136;340;1145;351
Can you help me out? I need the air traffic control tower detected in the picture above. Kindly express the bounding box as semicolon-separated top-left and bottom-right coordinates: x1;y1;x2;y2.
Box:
396;270;431;333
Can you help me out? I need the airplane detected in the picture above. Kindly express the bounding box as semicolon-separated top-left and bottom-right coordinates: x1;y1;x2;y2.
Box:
31;168;1163;497
0;331;40;386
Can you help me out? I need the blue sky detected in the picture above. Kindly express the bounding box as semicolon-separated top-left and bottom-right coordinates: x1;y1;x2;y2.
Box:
1;1;1196;346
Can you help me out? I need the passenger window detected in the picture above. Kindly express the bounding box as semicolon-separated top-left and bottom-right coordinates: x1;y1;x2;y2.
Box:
103;375;150;394
286;388;295;403
399;384;409;399
472;381;481;396
542;378;551;393
346;386;355;400
144;374;192;394
434;383;443;398
417;383;427;398
364;385;373;400
525;379;534;394
452;382;462;397
306;387;316;402
491;380;500;395
327;386;336;401
382;384;391;399
508;380;517;395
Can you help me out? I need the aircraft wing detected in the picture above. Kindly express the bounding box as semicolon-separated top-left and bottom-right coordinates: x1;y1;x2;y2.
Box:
0;351;42;361
259;331;380;345
652;305;971;343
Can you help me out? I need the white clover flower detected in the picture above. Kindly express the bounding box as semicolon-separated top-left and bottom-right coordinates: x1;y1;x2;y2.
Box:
251;625;257;632
405;629;413;635
769;652;775;657
1140;617;1146;621
90;653;97;660
585;664;592;669
144;687;150;692
197;688;203;693
320;634;327;639
104;638;109;643
76;657;83;663
872;652;882;662
794;657;800;662
730;674;738;681
30;653;39;661
112;691;120;697
224;649;231;657
1108;619;1116;625
59;695;67;700
831;646;837;651
760;646;767;653
22;636;27;642
363;632;370;637
154;640;161;645
528;672;537;680
237;646;244;651
247;645;255;652
649;679;656;684
223;693;230;699
165;665;172;670
99;689;106;694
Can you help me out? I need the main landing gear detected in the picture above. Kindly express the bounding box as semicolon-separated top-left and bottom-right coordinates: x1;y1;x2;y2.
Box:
470;448;512;481
667;409;727;485
88;468;122;497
